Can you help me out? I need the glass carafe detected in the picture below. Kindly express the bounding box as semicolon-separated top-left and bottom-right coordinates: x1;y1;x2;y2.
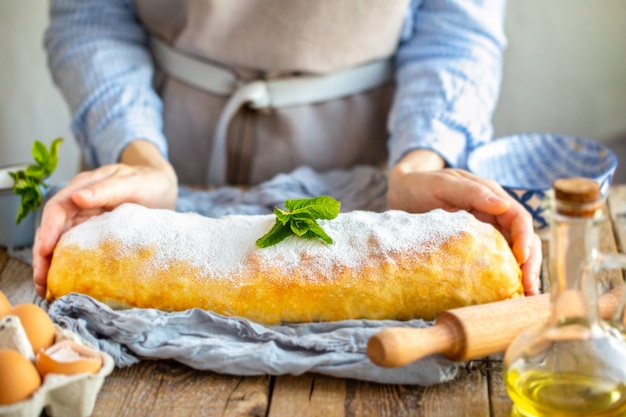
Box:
503;177;626;417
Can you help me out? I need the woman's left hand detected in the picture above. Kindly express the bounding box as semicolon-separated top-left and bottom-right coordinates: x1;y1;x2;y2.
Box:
387;151;541;296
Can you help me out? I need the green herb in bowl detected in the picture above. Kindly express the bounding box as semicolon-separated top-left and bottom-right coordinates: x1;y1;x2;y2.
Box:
9;138;63;224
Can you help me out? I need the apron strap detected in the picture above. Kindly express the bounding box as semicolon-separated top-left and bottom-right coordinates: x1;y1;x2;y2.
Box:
150;37;394;185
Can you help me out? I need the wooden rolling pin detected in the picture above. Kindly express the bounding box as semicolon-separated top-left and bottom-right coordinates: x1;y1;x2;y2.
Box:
367;285;625;367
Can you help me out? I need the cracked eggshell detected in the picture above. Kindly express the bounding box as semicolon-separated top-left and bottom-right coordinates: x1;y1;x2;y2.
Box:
36;340;103;377
0;325;114;417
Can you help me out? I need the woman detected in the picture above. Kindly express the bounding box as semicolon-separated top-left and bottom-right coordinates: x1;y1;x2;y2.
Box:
34;0;541;297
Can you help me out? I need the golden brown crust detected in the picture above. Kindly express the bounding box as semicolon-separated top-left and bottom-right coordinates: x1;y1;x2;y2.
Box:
47;204;523;324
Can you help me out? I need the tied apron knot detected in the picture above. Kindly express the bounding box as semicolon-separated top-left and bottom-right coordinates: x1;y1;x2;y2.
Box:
209;80;272;185
150;37;394;186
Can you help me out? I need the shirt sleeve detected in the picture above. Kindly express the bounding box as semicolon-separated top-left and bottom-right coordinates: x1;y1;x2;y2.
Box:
388;0;507;169
44;0;167;168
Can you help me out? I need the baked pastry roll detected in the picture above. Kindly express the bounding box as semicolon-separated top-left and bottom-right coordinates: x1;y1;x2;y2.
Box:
46;203;523;324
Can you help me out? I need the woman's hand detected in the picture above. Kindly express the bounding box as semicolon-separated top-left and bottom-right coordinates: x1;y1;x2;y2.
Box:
387;150;541;296
33;140;178;298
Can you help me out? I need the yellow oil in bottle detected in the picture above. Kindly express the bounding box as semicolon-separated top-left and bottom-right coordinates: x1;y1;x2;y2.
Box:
506;368;626;417
503;179;626;417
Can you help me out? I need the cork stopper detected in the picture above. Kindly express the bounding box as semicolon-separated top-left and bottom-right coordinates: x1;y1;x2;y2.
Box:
553;177;603;217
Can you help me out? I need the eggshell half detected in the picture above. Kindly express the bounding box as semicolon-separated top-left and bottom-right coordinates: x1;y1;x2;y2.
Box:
6;304;56;353
0;349;42;405
36;339;103;377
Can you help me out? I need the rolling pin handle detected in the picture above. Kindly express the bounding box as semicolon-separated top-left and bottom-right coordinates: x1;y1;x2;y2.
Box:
367;320;461;368
367;286;624;369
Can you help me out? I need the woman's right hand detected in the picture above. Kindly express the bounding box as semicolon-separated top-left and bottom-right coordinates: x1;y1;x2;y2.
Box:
33;140;178;298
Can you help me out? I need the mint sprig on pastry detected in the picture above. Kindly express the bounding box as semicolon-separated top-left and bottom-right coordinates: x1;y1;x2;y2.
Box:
256;196;340;248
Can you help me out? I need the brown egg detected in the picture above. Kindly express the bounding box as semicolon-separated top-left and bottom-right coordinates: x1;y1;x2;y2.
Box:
0;349;42;405
36;340;103;377
0;291;10;317
6;304;56;353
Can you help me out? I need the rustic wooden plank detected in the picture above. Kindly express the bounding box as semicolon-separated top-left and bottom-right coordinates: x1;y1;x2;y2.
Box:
412;366;490;417
219;375;270;417
92;361;165;417
269;366;489;417
486;359;513;417
343;378;423;417
268;374;347;417
93;361;270;417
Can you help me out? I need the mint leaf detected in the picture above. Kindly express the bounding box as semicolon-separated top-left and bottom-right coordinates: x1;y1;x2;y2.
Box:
10;138;63;224
256;195;340;248
303;222;333;244
274;207;292;225
284;195;340;219
48;138;62;173
255;221;293;248
25;164;47;178
32;140;49;166
289;215;315;236
15;205;28;226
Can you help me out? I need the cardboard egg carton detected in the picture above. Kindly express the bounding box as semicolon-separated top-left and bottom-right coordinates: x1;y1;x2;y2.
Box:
0;317;114;417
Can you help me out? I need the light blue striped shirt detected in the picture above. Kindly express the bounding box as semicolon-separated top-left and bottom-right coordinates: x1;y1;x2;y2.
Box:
44;0;506;171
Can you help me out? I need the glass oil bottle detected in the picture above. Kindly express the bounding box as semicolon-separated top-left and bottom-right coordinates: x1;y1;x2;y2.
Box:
503;177;626;417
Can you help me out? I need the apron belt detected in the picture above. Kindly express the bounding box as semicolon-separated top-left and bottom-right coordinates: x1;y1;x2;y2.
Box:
151;37;394;185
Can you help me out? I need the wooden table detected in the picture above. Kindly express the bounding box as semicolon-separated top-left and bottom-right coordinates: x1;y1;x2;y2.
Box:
2;186;626;417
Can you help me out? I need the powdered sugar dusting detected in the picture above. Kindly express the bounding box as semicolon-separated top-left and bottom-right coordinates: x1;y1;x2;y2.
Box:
59;203;492;279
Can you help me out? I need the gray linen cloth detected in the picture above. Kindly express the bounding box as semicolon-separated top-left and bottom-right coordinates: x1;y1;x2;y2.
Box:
45;166;460;385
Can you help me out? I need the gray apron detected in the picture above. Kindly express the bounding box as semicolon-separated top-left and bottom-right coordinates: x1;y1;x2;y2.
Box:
135;0;409;186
